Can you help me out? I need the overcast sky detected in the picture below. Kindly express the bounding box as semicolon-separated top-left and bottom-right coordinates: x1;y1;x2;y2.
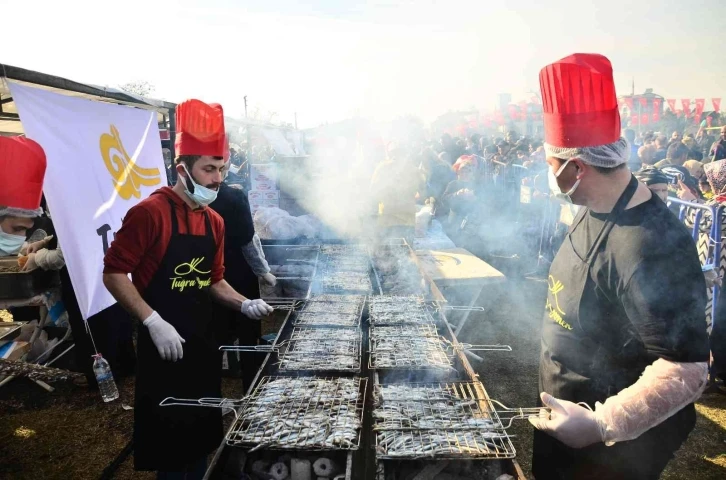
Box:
3;0;725;128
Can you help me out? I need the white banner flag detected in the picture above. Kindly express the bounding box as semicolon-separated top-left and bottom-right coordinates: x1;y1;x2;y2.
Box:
10;82;167;320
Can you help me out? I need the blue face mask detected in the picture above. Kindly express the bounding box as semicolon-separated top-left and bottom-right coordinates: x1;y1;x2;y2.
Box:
0;229;26;256
181;165;218;207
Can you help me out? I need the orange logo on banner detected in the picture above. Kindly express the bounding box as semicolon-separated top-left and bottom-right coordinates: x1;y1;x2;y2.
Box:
100;125;161;200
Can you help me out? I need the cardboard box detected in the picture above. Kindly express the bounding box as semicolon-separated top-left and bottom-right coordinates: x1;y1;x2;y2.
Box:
250;164;278;190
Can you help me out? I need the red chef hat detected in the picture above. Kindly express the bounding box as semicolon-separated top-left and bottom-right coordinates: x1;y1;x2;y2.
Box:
0;136;47;217
174;99;226;157
539;53;620;148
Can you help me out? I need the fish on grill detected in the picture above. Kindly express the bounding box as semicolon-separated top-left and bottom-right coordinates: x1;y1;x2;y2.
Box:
294;312;359;327
373;383;513;459
376;430;510;458
229;377;364;451
371;336;452;370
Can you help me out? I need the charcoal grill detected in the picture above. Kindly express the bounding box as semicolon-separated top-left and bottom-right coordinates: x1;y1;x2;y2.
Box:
221;327;362;373
369;329;511;371
161;376;368;452
372;381;542;460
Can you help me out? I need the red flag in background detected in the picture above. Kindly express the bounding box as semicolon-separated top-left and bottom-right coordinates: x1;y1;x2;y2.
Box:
695;99;706;118
641;114;650;125
713;98;722;112
624;97;635;112
631;115;639;125
652;98;662;122
639;97;648;108
681;99;691;117
667;99;677;112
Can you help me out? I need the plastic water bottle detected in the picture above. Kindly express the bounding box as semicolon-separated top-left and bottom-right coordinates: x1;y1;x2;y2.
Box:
92;354;119;402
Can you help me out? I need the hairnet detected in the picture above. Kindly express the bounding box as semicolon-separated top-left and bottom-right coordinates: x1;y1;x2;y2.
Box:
0;205;43;218
633;166;669;186
544;137;629;168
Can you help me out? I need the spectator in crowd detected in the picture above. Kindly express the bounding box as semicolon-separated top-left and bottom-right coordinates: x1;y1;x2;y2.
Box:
653;135;669;163
442;155;480;229
710;126;726;161
634;166;670;202
419;150;456;211
642;132;656;146
696;128;716;158
466;134;482;156
683;160;705;182
656;142;690;168
440;133;465;164
682;136;704;161
704;159;726;198
438;151;453;166
624;129;641;171
669;130;682;147
506;130;519;145
638;144;657;166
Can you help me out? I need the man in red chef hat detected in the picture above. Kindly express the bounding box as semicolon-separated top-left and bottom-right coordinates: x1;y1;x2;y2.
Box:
529;54;709;478
0;136;47;256
103;99;273;477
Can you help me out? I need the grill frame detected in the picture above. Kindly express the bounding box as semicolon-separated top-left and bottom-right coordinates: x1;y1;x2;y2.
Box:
278;327;362;373
225;376;368;452
372;381;516;460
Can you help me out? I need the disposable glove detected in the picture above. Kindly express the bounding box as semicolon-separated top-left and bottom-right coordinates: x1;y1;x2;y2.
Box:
260;272;277;287
529;392;605;449
241;299;274;320
143;311;185;362
594;359;707;445
531;359;708;448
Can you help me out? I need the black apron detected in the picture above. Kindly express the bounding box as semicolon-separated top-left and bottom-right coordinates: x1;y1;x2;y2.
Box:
134;199;222;471
533;176;696;480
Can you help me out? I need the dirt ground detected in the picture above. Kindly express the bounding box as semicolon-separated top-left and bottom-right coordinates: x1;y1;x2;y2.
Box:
1;278;725;479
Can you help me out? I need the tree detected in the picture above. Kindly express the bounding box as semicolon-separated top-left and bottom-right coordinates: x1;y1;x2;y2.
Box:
118;80;155;97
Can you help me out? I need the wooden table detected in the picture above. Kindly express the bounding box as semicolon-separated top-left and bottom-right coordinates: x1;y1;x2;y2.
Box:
415;248;506;335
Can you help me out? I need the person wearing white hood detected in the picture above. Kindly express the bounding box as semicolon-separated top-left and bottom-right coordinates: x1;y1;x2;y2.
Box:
0;136;47;257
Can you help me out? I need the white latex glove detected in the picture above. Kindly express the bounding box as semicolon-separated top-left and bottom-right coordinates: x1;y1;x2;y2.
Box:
529;392;604;449
241;299;274;320
27;235;53;254
260;272;277;287
143;311;185;362
20;253;38;272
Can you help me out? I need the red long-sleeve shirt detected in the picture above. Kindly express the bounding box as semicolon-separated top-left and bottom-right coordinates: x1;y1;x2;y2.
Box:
103;187;225;294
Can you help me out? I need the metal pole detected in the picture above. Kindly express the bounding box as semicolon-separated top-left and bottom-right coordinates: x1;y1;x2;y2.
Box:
244;96;248;118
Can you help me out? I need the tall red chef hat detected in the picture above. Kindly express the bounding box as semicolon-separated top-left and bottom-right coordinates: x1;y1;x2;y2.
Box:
0;136;47;217
174;99;226;157
539;53;620;148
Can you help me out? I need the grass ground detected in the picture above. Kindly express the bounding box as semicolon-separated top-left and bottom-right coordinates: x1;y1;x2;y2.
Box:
0;279;724;479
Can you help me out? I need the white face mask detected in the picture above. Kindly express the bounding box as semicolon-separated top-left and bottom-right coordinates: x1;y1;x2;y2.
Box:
180;164;218;207
548;159;581;204
0;230;26;256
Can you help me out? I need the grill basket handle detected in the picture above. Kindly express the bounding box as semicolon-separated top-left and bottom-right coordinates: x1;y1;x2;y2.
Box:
159;396;246;418
489;399;550;429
